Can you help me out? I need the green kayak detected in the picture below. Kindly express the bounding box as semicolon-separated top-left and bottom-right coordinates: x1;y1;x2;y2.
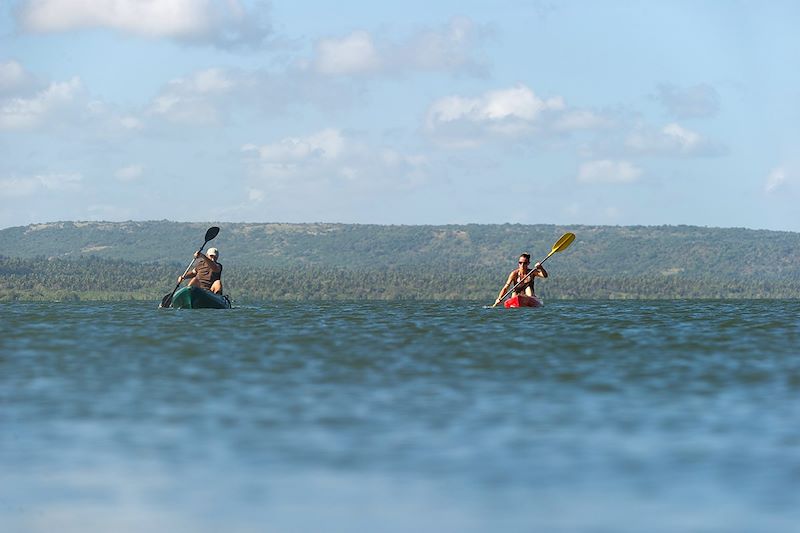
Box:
169;287;231;309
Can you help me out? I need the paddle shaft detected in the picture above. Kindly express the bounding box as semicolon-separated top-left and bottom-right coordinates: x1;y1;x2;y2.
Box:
175;250;205;291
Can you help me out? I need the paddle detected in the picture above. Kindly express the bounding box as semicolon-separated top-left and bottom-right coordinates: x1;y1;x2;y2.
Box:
159;226;220;308
491;232;576;308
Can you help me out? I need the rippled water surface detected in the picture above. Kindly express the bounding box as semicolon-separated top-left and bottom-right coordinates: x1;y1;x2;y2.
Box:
2;300;800;532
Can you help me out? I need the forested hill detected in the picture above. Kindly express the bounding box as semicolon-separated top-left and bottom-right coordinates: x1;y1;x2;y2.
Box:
1;220;798;280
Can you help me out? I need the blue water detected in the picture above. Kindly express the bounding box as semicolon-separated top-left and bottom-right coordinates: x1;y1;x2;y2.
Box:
2;300;799;532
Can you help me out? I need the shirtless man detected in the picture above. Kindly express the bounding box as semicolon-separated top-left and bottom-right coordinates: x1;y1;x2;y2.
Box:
179;247;223;294
494;253;548;307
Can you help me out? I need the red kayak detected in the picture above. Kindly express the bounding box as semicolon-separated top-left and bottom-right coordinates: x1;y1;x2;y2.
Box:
504;295;543;308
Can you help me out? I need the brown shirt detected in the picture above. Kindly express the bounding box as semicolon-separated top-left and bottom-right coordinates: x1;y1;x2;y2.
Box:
194;261;222;290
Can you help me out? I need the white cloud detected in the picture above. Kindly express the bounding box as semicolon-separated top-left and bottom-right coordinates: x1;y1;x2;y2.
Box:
0;66;146;135
0;60;35;94
393;16;490;75
242;128;348;177
428;85;563;124
149;68;235;124
247;188;264;202
577;159;642;184
662;123;702;149
425;84;574;146
308;17;489;77
656;83;720;119
764;167;785;193
764;166;797;194
15;0;272;49
178;66;368;119
0;173;83;197
18;0;210;36
625;122;723;157
313;31;381;75
242;128;428;187
119;115;143;130
81;99;147;137
0;76;82;129
115;165;143;182
189;68;236;93
554;110;611;131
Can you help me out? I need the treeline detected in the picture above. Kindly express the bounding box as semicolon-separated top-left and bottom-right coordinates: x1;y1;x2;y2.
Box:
2;256;798;302
0;256;174;301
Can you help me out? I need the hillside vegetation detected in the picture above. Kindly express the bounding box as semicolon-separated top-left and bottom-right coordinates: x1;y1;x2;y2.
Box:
1;221;798;301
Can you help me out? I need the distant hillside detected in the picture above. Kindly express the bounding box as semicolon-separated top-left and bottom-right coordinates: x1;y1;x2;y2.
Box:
1;220;798;281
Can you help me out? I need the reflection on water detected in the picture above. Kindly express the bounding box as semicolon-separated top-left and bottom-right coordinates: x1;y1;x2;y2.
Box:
2;300;799;532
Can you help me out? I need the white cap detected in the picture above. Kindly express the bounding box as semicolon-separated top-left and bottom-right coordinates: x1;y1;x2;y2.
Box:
207;247;219;257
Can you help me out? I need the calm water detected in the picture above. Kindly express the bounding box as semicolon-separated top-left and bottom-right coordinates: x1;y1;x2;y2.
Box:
1;300;799;532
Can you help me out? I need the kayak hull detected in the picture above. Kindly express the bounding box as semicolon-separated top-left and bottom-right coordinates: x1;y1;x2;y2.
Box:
170;286;231;309
504;295;543;308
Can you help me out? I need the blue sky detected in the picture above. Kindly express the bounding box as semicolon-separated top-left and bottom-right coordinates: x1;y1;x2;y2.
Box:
1;0;798;231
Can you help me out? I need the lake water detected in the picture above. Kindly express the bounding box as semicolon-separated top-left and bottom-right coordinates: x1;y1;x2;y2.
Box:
2;300;799;532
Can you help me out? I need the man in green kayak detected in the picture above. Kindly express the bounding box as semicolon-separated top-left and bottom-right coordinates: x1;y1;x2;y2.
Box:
494;253;547;307
179;247;223;294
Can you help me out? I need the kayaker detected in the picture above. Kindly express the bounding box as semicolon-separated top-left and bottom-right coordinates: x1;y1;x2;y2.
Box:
179;247;223;294
494;253;547;307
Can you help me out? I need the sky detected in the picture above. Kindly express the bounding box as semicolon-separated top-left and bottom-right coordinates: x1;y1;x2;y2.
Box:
1;0;799;231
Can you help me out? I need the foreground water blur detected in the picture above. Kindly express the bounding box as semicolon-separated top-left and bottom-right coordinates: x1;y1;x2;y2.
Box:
2;300;799;532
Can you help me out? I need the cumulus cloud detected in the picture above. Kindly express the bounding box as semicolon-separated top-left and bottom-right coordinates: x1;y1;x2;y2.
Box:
84;99;146;133
428;85;563;124
247;188;264;202
0;60;36;95
554;109;611;131
115;164;144;182
764;166;798;194
242;128;428;187
625;122;724;157
0;76;83;129
15;0;273;49
243;128;346;173
0;63;148;135
656;83;720;119
577;159;642;184
393;16;490;75
307;17;490;77
119;115;144;130
313;31;382;75
149;68;236;124
0;172;83;197
425;84;588;147
764;167;786;193
142;64;370;127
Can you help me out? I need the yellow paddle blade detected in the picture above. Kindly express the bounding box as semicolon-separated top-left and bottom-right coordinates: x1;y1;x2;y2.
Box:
550;232;575;254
